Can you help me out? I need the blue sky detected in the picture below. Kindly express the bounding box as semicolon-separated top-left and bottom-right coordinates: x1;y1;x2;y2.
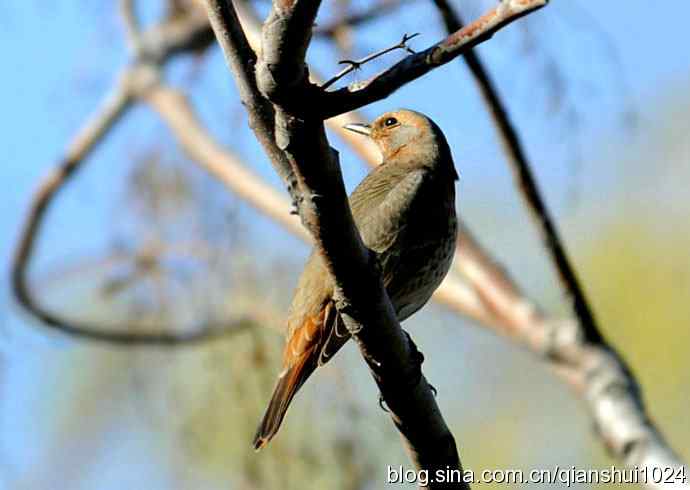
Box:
1;1;689;488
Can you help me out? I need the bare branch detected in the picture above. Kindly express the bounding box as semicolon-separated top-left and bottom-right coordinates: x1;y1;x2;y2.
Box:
429;0;689;483
318;0;548;118
120;0;143;56
231;0;384;167
10;69;252;346
321;32;419;90
202;0;300;200
254;0;324;102
205;0;471;481
144;78;503;330
145;84;309;242
11;10;258;347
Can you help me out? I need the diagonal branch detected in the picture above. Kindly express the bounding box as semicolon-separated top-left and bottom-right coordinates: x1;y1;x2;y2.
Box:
317;0;548;118
144;79;508;330
10;69;253;346
145;84;309;243
204;0;469;484
10;7;260;347
321;32;419;90
151;72;684;485
429;0;688;484
204;0;299;201
433;0;603;344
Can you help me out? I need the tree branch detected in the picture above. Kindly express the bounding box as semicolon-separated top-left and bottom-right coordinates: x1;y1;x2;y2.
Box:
149;73;683;484
145;84;309;242
204;0;299;200
317;0;548;118
435;0;604;344
320;32;419;90
429;0;688;484
204;0;469;484
10;8;259;347
144;78;507;330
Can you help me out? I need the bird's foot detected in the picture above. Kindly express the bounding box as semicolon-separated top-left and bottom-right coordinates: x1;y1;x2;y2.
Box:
403;329;425;388
378;393;389;413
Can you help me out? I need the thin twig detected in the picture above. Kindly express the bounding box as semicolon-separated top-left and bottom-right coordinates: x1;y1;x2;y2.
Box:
207;0;471;482
318;0;549;119
203;0;300;203
120;0;143;56
321;32;419;89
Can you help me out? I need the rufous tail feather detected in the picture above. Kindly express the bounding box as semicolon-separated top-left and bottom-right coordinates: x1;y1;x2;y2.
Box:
252;350;317;450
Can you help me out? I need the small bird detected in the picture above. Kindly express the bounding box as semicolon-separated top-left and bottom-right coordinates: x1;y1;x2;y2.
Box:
253;109;459;450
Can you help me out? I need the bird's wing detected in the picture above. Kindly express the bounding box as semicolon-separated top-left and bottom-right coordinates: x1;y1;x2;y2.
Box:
353;167;427;254
353;167;452;317
284;252;348;367
282;166;429;368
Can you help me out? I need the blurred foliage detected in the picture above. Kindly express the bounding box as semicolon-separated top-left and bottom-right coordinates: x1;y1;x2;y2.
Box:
578;84;690;462
583;219;690;455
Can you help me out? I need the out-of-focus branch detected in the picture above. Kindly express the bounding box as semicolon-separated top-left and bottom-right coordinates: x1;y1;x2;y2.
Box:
317;0;548;118
120;0;143;56
205;0;467;483
428;0;689;484
145;85;309;242
11;68;253;345
432;0;604;345
144;77;507;329
314;0;411;38
141;10;216;60
204;0;299;200
9;0;379;347
10;6;258;346
455;226;689;485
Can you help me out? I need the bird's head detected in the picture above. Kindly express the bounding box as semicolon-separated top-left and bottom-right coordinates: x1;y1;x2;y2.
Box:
344;109;457;179
344;109;435;159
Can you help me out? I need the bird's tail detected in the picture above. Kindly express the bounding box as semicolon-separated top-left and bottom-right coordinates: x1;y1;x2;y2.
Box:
252;349;317;450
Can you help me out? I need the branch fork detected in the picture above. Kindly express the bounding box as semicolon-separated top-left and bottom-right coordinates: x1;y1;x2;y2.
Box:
321;32;420;89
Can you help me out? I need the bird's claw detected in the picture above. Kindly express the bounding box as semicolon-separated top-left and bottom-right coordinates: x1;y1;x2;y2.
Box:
378;394;389;412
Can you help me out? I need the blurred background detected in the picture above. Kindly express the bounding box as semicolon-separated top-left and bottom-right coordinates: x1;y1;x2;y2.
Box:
1;0;689;488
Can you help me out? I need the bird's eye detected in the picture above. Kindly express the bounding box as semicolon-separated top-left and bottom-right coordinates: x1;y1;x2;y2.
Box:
383;117;398;127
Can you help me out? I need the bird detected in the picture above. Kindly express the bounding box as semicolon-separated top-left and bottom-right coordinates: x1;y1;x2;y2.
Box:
253;109;459;450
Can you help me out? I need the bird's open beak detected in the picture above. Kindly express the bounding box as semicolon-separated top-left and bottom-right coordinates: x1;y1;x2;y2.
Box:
343;123;372;137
